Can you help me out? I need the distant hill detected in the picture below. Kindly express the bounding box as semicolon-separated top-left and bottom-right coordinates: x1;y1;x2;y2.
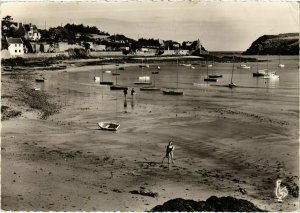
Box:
243;33;299;55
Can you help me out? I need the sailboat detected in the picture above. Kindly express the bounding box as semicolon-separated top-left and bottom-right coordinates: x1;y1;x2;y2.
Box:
100;64;114;85
278;55;285;68
263;55;279;79
237;55;251;69
162;59;183;95
135;58;151;85
208;55;222;78
204;59;218;82
110;61;128;90
228;57;237;88
253;59;267;77
140;69;160;91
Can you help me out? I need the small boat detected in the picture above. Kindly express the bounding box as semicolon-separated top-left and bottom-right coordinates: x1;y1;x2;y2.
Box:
105;70;112;73
94;77;101;81
152;71;159;74
204;78;218;82
208;74;223;78
204;58;218;82
228;57;236;88
191;66;195;69
162;58;183;95
237;64;251;69
278;55;285;68
100;81;114;85
140;87;160;91
207;64;213;68
253;69;267;77
162;88;183;95
98;122;120;131
35;78;46;82
32;87;41;91
119;67;124;70
157;66;161;70
228;82;237;88
110;85;128;90
112;73;121;76
263;72;279;79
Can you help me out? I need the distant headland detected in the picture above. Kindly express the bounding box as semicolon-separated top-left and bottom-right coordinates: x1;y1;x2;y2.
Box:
243;33;299;55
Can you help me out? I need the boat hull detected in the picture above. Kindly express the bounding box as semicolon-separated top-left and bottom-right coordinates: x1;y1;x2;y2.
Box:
208;74;223;78
140;87;160;91
204;78;218;82
162;89;183;95
110;85;128;90
100;81;114;85
134;82;152;85
97;122;120;131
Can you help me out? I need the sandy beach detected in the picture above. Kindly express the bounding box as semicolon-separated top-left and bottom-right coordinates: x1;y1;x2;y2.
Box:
1;57;299;211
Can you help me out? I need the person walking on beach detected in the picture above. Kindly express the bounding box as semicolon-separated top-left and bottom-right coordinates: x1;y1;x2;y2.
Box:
162;141;175;164
131;88;135;97
123;88;128;98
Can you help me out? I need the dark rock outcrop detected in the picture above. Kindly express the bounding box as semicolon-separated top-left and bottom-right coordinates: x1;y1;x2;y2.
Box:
151;196;266;212
243;33;299;55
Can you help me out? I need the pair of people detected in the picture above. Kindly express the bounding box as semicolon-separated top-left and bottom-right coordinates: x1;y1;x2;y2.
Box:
162;141;175;164
124;88;135;97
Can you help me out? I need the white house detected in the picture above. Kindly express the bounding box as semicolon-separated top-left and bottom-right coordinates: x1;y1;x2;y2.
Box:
6;38;24;56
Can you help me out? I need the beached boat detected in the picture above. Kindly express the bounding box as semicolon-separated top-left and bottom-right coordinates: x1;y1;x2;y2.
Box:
98;122;120;131
208;55;222;78
162;89;183;95
100;65;114;85
110;85;128;90
162;58;183;95
228;58;237;88
94;77;101;82
35;78;46;82
204;59;218;82
140;68;160;91
110;61;127;89
135;58;151;85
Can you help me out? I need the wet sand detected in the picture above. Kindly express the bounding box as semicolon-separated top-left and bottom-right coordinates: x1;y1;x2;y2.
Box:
1;61;299;211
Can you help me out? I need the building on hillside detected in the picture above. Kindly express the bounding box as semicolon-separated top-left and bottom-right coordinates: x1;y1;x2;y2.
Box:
6;37;24;56
56;42;84;52
23;23;41;41
93;44;106;51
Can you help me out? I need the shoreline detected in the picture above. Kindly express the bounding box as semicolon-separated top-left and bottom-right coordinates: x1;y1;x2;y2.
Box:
1;57;299;211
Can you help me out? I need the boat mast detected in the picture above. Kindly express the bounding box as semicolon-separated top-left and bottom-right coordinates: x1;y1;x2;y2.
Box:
142;58;144;81
212;54;214;75
231;56;235;84
206;58;208;77
102;64;104;81
115;59;118;85
177;58;179;89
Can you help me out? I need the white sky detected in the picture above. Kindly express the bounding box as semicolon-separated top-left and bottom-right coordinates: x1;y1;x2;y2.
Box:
1;2;299;51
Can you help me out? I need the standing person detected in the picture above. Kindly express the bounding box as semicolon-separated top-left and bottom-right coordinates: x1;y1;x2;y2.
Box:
123;88;128;98
162;141;175;164
131;88;135;97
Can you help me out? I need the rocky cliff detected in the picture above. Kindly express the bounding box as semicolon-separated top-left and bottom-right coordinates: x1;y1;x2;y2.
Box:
243;33;299;55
